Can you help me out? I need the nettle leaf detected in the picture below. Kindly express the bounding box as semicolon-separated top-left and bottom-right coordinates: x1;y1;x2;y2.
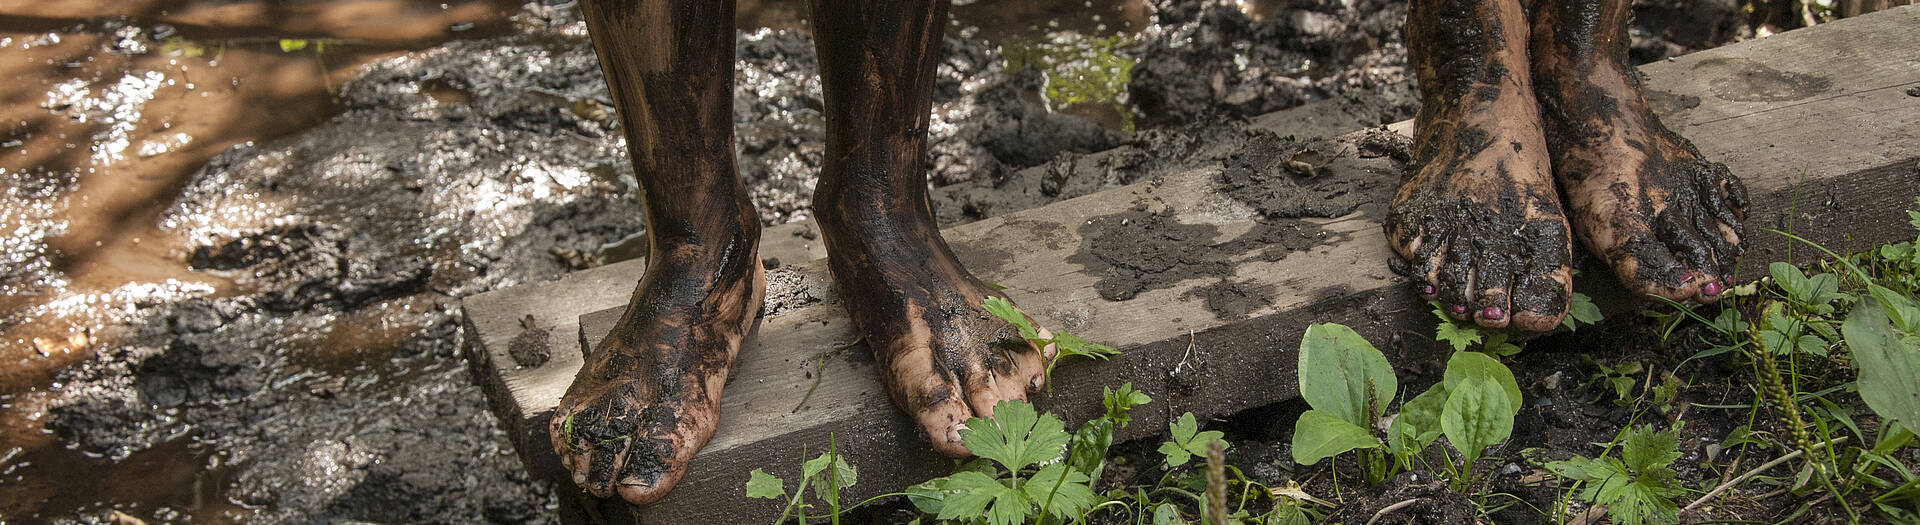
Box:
745;468;785;499
1563;292;1604;331
1621;426;1682;474
1435;317;1484;351
1441;376;1515;459
1846;296;1920;437
1052;332;1119;360
1547;426;1683;525
961;400;1070;473
982;296;1041;342
1441;352;1522;417
1291;409;1381;465
1102;382;1152;427
1024;463;1098;520
1160;412;1228;467
802;451;858;502
1298;323;1398;427
936;471;1029;525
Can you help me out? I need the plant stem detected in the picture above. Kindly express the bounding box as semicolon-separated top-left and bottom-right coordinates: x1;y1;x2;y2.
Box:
1684;436;1846;512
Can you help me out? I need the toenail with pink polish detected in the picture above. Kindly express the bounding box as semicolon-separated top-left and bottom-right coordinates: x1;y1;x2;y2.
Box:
1702;281;1722;296
1449;304;1468;315
1481;306;1505;320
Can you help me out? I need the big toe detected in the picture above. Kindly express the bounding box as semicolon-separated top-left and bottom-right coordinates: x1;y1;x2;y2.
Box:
1507;268;1571;333
614;450;686;505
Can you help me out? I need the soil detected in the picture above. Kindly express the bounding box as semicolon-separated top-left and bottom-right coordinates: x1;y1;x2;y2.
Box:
1;0;1767;523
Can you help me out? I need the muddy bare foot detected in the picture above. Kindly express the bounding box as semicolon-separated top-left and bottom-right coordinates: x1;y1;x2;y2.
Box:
1387;0;1573;332
548;238;765;505
1532;0;1748;304
818;211;1054;457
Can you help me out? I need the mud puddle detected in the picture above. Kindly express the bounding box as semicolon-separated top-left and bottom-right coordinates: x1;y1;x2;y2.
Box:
0;0;531;521
0;0;1756;522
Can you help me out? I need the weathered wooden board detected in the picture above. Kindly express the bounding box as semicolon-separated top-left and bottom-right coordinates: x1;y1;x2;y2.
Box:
460;7;1920;524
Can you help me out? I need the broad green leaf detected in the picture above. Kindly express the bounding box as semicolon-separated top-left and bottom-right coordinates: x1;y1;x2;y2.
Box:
1441;376;1515;458
744;468;785;499
802;451;857;502
1845;297;1920;436
1024;463;1098;520
1068;419;1114;479
960;400;1071;473
1290;409;1381;465
1398;382;1450;448
1870;284;1920;334
1441;352;1522;417
982;296;1041;341
1298;323;1398;427
1770;262;1811;301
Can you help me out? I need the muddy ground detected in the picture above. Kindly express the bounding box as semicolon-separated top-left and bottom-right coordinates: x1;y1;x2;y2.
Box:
1;0;1758;523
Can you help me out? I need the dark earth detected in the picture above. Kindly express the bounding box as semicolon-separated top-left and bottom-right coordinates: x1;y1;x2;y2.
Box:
0;0;1794;522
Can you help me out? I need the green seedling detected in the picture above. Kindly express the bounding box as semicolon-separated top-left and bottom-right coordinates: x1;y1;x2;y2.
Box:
983;296;1120;380
1158;412;1228;468
746;438;859;525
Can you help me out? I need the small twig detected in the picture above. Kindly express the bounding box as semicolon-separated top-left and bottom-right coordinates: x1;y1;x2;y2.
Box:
1364;498;1419;525
1684;436;1847;513
791;336;862;413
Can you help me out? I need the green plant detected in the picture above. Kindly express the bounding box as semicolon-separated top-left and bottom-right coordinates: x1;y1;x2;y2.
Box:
1290;323;1521;490
1430;295;1599;356
903;383;1149;525
1545;425;1687;525
984;296;1120;379
1653;196;1920;520
746;438;861;524
1158;413;1228;468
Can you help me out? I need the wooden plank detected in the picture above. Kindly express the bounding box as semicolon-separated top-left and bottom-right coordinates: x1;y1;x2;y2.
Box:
460;7;1920;524
459;219;829;500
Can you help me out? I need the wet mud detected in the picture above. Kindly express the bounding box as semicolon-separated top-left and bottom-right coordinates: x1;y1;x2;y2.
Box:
3;0;1763;522
1069;129;1398;319
1696;57;1832;103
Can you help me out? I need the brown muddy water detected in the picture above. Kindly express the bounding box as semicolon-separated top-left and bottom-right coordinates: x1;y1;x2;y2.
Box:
0;0;1757;521
2;0;1353;522
2;1;527;521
